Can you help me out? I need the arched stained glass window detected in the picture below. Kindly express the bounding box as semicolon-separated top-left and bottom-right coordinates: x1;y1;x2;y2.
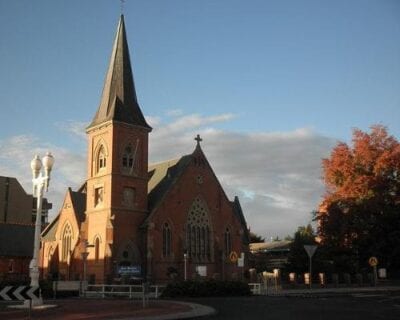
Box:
186;197;213;261
62;224;72;262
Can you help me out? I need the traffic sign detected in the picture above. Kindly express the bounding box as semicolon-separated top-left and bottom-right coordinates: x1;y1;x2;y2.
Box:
0;286;40;301
304;245;318;258
229;251;238;263
369;256;378;267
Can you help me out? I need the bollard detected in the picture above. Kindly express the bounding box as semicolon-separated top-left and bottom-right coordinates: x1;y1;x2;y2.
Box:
318;273;325;287
304;273;310;286
289;273;296;288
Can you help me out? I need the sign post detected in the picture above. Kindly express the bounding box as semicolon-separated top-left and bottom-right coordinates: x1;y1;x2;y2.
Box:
229;251;238;263
304;245;317;289
368;256;378;286
237;252;245;280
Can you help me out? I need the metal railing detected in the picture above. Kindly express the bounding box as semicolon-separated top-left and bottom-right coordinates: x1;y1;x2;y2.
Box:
84;284;165;299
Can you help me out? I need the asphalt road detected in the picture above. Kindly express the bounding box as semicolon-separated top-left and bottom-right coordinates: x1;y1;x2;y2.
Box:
184;292;400;320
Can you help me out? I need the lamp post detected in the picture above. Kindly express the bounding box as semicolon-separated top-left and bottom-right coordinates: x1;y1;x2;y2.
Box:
81;240;94;297
28;152;54;306
183;253;187;281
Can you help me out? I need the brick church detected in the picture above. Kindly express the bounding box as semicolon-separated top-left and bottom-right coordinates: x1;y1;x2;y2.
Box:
40;15;249;283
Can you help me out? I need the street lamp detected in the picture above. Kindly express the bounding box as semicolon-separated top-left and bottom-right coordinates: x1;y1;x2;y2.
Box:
29;152;54;306
81;240;94;296
183;252;188;281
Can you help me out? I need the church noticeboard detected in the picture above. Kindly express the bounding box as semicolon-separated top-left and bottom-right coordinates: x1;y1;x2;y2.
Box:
196;266;207;277
118;265;141;276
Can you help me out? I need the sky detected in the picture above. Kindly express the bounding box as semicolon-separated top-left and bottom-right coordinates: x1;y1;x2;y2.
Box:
0;0;399;239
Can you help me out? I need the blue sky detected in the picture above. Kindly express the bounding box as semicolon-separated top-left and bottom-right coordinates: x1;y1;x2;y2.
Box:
0;0;399;238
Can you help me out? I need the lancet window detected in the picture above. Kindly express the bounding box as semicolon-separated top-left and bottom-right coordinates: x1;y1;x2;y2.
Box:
186;197;212;261
224;228;232;257
62;224;72;262
95;237;100;261
162;223;172;257
122;145;135;170
97;145;107;172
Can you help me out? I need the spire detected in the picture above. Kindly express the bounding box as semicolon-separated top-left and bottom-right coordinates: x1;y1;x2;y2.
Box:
88;15;151;130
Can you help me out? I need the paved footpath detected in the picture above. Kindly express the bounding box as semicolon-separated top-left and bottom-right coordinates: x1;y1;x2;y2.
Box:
268;285;400;296
1;286;399;319
0;299;215;320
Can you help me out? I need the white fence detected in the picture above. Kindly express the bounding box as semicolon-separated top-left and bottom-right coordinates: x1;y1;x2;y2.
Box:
84;284;165;299
248;272;281;296
52;281;165;300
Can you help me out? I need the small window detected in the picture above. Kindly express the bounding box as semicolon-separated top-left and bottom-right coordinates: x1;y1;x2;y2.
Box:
94;187;104;207
122;187;136;208
122;145;135;170
162;223;172;257
95;238;100;261
97;145;107;172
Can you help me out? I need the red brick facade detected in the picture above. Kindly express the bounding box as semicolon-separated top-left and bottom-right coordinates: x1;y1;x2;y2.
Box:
40;15;249;284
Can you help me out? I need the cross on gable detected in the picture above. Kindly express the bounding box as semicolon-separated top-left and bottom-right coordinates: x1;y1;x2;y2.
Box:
195;134;202;145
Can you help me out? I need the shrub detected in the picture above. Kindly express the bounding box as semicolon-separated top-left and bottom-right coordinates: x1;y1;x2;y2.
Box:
161;280;251;298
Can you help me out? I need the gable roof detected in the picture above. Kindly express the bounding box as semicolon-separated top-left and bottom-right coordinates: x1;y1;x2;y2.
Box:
70;189;86;223
232;196;250;244
0;223;34;257
41;188;86;242
87;15;151;130
147;155;192;214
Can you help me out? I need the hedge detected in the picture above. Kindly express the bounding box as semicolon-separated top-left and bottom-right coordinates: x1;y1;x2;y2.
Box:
161;280;251;298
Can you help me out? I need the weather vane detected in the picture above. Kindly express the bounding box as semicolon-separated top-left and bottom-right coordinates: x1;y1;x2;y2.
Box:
120;0;126;14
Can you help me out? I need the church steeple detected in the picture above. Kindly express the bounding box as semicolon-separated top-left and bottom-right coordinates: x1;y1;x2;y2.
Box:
88;15;151;130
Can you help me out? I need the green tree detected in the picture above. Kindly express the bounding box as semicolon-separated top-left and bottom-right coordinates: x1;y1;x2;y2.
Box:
249;232;265;243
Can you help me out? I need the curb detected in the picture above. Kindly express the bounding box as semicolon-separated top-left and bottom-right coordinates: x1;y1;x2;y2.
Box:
260;286;400;298
120;301;216;320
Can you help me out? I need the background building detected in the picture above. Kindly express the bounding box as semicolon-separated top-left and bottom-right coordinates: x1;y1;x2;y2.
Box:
0;176;51;282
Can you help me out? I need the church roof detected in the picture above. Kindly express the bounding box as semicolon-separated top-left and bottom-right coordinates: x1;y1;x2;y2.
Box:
0;223;34;257
87;15;151;130
232;196;250;244
147;155;192;213
41;189;86;242
41;214;59;241
70;189;86;223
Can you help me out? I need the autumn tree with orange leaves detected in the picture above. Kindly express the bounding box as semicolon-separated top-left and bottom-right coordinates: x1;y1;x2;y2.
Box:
316;125;400;274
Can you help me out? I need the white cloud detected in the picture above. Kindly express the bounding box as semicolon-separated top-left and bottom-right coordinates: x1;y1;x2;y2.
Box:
0;134;86;220
165;109;184;117
147;118;336;238
55;120;88;139
0;112;336;238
